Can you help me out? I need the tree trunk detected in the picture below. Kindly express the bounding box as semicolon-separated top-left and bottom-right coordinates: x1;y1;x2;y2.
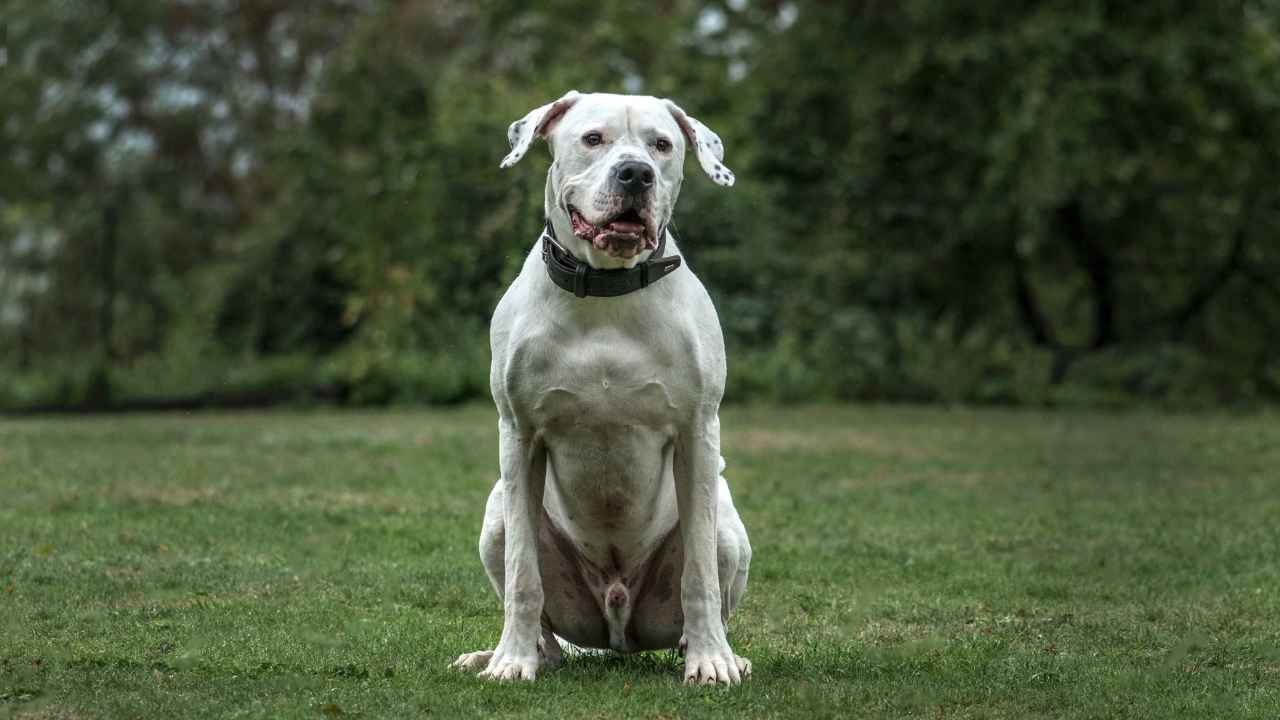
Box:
1058;201;1116;350
86;202;119;409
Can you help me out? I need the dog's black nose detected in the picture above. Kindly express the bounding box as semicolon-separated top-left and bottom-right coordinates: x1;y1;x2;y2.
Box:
613;160;655;195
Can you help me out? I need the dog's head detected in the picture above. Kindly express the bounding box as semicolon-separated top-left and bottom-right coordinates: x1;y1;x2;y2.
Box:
501;91;734;269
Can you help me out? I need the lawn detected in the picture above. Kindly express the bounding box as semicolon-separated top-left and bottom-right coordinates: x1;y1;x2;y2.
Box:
1;405;1278;719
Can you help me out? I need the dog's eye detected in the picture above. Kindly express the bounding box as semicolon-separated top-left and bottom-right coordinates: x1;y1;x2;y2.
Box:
654;137;672;153
582;132;604;147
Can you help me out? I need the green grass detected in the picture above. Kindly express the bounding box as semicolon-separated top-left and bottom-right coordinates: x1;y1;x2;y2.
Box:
1;405;1278;719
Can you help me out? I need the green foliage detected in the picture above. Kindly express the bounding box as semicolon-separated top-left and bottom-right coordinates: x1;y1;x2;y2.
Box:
3;2;1279;409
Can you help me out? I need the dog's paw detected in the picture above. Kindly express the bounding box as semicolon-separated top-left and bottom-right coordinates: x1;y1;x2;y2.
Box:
450;649;494;672
683;641;750;686
477;649;541;682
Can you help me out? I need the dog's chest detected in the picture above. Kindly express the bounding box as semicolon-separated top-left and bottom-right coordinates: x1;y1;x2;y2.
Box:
515;324;686;431
512;321;686;557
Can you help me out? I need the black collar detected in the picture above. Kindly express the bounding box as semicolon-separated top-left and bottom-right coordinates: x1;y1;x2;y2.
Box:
541;219;683;298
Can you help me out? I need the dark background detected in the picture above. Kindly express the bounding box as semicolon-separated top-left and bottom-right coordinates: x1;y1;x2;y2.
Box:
3;1;1278;411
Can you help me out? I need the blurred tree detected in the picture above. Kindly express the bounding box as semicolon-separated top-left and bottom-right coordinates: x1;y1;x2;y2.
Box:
738;0;1280;403
3;0;1278;408
0;0;362;405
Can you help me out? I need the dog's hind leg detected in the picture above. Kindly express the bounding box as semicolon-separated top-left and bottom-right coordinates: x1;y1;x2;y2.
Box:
716;470;751;622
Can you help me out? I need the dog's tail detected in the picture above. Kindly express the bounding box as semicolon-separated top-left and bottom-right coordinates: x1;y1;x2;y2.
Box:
603;580;632;651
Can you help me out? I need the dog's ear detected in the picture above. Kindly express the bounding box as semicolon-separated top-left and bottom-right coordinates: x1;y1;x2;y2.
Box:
663;99;734;187
500;90;582;169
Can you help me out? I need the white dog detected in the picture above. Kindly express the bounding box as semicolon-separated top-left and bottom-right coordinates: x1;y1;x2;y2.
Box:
451;91;752;686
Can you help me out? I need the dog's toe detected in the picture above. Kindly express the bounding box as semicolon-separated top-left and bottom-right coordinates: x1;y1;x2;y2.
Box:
683;644;748;686
451;650;494;671
479;658;537;682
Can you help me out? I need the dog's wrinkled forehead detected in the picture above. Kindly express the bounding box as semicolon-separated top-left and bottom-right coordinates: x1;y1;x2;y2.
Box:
500;91;735;187
551;95;678;148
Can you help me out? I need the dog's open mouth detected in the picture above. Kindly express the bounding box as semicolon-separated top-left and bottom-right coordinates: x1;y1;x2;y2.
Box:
568;206;656;258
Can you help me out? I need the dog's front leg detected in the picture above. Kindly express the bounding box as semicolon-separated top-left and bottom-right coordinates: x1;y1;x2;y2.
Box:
480;418;547;682
674;413;748;686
